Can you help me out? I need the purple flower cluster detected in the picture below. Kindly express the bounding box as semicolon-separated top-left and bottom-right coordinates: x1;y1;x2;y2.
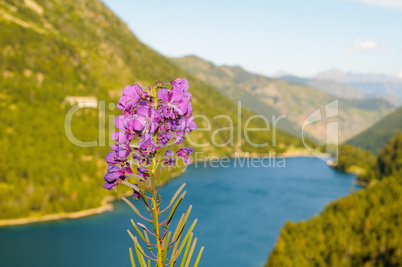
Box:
103;79;197;195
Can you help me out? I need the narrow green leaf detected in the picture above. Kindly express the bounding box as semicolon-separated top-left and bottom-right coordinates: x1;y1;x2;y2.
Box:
180;232;193;267
122;180;142;190
184;237;197;267
133;238;147;267
193;246;204;267
176;219;197;258
172;213;185;242
142;228;151;248
122;197;146;220
181;205;192;229
172;205;192;243
129;247;136;267
166;195;187;226
140;194;150;210
131;219;145;243
163;231;171;264
169;183;186;207
158;169;173;186
137;222;154;237
169;227;182;267
127;229;136;242
133;237;147;257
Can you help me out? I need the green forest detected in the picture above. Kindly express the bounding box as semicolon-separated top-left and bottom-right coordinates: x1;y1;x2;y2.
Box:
334;144;377;183
266;133;402;266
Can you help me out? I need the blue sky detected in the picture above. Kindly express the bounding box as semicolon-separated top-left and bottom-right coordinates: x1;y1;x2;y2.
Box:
101;0;402;77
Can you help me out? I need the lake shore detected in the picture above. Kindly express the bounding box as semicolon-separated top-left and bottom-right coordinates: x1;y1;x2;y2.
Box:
0;152;327;227
0;196;115;227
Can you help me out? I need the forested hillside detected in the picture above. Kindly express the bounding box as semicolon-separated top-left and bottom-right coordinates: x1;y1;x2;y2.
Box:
0;0;313;219
266;133;402;266
333;144;377;183
346;107;402;154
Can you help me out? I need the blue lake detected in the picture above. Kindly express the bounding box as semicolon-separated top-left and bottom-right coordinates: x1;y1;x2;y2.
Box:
0;157;357;267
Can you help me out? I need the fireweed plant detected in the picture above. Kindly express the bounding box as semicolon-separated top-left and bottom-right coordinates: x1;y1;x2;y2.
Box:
103;78;203;267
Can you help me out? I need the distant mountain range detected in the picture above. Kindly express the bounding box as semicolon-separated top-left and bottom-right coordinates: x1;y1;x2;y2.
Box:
277;69;402;106
279;75;366;100
314;69;402;84
172;56;394;143
346;107;402;154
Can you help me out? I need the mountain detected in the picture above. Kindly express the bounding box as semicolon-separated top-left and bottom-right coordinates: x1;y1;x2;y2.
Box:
314;69;402;106
170;56;301;137
266;133;402;267
0;0;310;219
279;75;366;100
271;71;293;78
315;68;402;84
346;107;402;154
349;82;402;106
171;56;394;143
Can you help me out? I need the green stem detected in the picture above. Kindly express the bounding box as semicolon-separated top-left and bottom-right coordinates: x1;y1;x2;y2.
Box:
151;180;163;266
151;83;164;267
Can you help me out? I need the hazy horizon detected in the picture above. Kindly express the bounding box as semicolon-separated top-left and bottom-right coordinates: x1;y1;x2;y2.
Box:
102;0;402;78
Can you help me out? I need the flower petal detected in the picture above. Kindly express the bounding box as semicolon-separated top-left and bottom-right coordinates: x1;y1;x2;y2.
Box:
158;88;169;102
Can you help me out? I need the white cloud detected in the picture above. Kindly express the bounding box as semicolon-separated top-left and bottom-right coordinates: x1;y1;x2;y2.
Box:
345;0;402;9
397;71;402;79
351;38;378;52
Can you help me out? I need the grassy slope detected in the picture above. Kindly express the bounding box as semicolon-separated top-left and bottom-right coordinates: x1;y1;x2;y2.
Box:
346;107;402;154
172;56;394;143
0;0;312;219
